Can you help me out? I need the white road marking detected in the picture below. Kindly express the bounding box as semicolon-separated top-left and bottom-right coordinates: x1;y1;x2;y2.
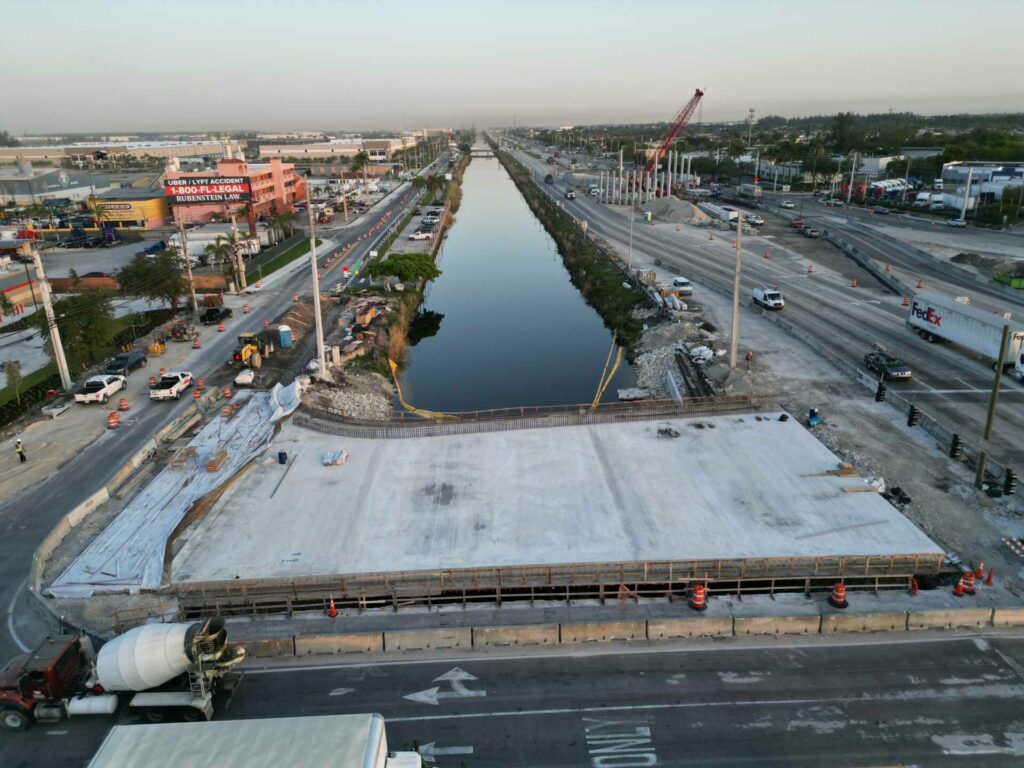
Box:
6;577;30;653
404;667;486;706
45;730;68;736
418;742;474;762
932;732;1024;756
718;671;767;684
994;647;1024;682
974;638;991;652
329;687;353;696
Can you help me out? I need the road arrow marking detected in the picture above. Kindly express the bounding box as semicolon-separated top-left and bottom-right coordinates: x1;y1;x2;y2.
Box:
418;742;474;762
329;687;353;697
404;667;487;705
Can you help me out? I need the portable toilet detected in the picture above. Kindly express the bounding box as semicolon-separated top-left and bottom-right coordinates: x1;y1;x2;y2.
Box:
278;324;293;349
643;211;653;222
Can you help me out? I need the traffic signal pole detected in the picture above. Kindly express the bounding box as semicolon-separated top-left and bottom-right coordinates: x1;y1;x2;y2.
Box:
975;323;1010;489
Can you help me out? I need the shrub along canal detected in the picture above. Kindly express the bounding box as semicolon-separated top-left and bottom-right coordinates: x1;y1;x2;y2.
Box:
399;152;636;412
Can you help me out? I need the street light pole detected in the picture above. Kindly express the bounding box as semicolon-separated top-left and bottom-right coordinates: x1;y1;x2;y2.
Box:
30;242;72;390
729;217;744;369
306;195;328;380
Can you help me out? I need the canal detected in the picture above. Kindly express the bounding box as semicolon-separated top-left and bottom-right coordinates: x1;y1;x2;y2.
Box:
399;154;635;413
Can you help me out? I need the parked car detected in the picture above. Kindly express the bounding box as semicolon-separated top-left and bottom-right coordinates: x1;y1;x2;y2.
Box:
104;350;148;376
789;219;805;229
744;214;764;226
199;306;233;325
779;200;795;209
409;231;432;241
752;286;785;310
671;276;694;295
825;198;843;207
872;207;891;215
413;207;423;215
946;218;966;228
565;189;577;200
864;351;912;381
74;375;126;404
801;226;821;238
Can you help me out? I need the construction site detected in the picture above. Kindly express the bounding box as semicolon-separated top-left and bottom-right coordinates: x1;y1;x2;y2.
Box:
34;378;954;632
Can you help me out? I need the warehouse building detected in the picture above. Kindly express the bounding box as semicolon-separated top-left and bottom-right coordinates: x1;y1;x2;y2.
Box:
93;189;169;230
0;139;241;166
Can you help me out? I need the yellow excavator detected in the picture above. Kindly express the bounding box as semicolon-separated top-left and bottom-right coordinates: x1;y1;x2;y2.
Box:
231;331;273;368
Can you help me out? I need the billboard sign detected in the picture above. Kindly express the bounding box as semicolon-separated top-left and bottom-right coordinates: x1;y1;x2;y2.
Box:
164;176;251;204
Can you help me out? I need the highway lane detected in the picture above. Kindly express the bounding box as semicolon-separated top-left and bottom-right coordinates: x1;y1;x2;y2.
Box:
6;633;1024;766
0;179;426;663
509;144;1024;468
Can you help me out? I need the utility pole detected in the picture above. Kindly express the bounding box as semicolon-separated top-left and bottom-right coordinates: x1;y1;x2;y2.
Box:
230;213;247;289
175;210;200;314
30;242;72;391
627;199;635;272
845;151;858;204
306;197;328;380
747;108;755;148
901;156;913;207
729;217;744;369
975;324;1010;489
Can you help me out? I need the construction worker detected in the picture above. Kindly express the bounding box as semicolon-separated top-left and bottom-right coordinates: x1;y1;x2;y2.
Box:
14;439;26;464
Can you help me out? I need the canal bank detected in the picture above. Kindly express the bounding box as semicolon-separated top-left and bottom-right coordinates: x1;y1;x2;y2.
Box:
396;146;636;412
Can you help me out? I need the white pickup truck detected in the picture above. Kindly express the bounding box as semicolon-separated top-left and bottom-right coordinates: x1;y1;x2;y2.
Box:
148;371;193;401
74;375;126;404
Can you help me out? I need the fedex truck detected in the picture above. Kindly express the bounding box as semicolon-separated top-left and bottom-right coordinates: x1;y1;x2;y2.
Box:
907;292;1024;378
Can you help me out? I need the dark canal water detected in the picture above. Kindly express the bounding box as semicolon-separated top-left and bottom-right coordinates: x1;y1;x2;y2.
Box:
398;155;635;412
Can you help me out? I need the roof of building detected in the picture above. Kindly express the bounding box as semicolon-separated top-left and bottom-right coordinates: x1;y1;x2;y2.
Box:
87;714;385;768
94;188;167;201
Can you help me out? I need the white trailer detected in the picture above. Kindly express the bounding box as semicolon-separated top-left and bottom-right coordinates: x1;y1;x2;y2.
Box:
908;292;1024;377
696;202;738;222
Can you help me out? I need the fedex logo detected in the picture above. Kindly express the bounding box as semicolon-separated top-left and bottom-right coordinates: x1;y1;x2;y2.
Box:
911;301;942;326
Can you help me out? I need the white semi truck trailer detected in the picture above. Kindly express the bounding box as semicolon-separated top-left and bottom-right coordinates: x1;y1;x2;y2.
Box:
907;292;1024;378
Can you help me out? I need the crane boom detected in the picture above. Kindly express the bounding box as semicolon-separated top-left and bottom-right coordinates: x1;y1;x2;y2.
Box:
643;88;704;175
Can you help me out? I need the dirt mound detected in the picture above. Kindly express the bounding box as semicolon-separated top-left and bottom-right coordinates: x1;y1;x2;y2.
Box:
641;197;711;226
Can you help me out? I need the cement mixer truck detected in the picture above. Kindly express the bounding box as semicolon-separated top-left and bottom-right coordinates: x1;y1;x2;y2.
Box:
0;618;244;731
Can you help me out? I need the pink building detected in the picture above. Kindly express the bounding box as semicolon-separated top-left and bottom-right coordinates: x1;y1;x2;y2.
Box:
164;158;306;231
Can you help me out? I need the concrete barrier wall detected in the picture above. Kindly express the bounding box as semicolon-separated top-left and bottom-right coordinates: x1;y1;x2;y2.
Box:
245;637;296;658
735;615;822;636
992;608;1024;627
561;621;646;643
908;608;994;630
822;611;908;634
31;487;110;594
384;627;472;652
648;617;733;639
473;624;559;647
295;632;383;656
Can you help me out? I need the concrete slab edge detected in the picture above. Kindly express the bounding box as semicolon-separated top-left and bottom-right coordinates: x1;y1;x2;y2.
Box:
237;607;1024;658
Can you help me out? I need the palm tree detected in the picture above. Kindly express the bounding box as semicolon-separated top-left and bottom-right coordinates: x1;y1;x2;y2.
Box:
351;151;370;172
425;175;445;203
205;235;234;270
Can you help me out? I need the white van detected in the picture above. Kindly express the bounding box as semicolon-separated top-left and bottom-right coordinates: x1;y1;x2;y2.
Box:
672;276;694;295
933;179;944;190
752;286;785;310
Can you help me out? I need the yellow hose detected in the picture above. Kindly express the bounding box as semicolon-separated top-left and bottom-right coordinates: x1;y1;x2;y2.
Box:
389;359;458;420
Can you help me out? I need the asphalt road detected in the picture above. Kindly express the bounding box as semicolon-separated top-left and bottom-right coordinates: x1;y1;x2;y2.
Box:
509;143;1024;470
0;175;429;664
3;633;1024;766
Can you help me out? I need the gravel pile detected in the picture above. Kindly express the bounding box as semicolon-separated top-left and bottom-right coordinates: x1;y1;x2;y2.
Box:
304;371;394;421
642;197;712;225
634;346;677;398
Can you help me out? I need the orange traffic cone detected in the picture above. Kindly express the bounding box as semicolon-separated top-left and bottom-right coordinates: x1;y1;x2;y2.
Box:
106;412;120;430
149;376;157;387
828;582;848;609
263;319;270;328
917;278;924;289
328;596;337;619
217;322;225;332
953;577;965;597
902;296;910;307
689;583;707;612
193;388;201;400
764;250;769;259
243;304;250;314
984;568;994;586
974;562;984;579
850;278;858;288
222;386;232;400
807;264;814;274
192;337;200;349
118;398;129;412
962;571;976;595
293;293;299;302
159;367;166;377
196;378;204;390
910;577;919;596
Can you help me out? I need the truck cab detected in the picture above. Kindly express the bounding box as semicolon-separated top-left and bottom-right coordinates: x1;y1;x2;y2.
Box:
0;636;86;731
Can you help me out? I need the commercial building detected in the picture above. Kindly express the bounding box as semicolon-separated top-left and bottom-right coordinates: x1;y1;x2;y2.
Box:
0;165;158;205
363;136;418;161
259;139;362;160
0;139;241;166
163;157;306;226
93;189;169;230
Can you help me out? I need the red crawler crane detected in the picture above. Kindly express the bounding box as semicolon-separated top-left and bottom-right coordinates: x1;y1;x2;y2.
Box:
642;88;704;176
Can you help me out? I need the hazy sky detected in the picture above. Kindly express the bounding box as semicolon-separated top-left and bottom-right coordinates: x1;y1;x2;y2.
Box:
3;0;1022;133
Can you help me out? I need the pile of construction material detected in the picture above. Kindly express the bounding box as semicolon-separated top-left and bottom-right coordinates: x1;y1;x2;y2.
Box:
642;197;712;226
303;370;394;421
